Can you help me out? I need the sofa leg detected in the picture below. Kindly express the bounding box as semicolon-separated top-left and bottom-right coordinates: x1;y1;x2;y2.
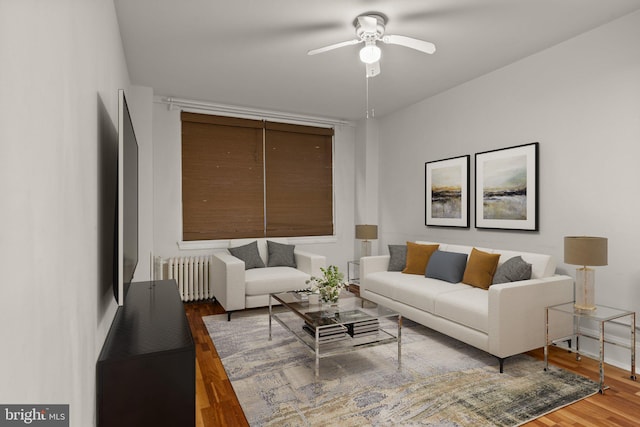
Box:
227;312;232;322
497;357;505;373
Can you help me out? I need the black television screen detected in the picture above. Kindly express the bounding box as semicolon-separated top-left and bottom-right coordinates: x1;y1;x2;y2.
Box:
115;89;139;305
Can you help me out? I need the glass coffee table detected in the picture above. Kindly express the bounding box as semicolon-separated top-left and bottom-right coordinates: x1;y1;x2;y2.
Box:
269;291;402;377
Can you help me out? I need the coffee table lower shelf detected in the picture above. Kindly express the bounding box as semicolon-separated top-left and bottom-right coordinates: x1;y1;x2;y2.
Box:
268;293;402;377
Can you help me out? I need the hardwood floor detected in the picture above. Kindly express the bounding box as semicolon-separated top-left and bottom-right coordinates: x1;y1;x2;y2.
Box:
185;301;640;427
185;301;249;427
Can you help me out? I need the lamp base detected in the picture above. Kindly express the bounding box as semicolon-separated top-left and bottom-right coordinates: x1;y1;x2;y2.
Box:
361;240;372;257
574;267;596;310
574;305;597;311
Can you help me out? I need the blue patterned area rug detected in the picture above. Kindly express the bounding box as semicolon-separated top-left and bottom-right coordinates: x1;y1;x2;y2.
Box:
203;308;598;426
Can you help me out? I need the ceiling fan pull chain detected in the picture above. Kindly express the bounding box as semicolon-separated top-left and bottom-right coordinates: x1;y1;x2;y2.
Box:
365;74;370;119
365;75;376;119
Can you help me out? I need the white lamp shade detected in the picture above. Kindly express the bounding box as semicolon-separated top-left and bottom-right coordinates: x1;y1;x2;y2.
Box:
359;44;381;64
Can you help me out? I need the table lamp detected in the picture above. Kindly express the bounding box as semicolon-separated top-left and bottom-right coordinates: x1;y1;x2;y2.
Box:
355;224;378;257
564;236;608;310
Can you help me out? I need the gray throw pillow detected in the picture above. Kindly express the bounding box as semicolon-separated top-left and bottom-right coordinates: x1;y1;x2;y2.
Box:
267;240;296;268
228;241;265;270
388;245;407;271
492;256;532;284
425;250;468;283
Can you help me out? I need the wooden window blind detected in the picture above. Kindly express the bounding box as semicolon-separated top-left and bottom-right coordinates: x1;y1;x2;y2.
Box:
264;122;333;237
181;113;334;240
181;112;264;240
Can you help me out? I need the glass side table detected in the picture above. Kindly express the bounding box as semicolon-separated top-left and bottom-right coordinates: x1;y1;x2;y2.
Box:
347;260;360;285
347;260;362;306
544;302;636;393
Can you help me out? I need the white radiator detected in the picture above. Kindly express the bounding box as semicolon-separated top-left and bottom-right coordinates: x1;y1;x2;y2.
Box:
162;256;214;302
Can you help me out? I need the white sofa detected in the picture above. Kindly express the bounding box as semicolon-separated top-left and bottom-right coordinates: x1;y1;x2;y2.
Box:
360;241;573;372
212;238;326;320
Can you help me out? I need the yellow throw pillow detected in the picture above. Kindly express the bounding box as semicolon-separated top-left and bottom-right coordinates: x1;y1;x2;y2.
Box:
462;248;501;289
402;242;439;275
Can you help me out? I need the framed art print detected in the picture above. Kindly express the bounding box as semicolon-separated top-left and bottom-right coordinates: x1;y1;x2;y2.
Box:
475;142;539;231
425;155;470;228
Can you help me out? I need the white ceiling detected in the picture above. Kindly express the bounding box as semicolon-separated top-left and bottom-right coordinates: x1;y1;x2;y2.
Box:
114;0;640;121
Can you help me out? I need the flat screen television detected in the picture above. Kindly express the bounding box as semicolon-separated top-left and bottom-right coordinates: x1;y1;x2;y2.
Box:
114;89;139;305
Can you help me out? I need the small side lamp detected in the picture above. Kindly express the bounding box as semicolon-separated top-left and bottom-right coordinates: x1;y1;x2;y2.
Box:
564;236;608;310
355;224;378;257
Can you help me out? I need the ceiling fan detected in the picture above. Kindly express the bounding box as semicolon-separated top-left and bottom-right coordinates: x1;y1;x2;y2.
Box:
307;12;436;78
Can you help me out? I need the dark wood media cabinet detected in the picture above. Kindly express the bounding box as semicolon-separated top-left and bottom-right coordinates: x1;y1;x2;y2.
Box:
97;280;195;427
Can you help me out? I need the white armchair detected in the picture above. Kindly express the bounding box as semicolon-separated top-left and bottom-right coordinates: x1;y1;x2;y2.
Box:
212;238;326;320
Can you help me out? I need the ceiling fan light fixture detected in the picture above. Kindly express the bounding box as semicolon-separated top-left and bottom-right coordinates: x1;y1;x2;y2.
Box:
359;43;381;64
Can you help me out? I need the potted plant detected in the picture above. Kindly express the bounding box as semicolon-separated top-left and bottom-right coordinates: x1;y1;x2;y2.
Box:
306;265;346;304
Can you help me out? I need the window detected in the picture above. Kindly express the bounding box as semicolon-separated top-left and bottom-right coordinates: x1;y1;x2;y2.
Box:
181;112;334;240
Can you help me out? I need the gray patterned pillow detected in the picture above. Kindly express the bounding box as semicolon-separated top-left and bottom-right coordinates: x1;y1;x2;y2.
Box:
388;245;407;271
425;250;468;283
492;256;532;284
267;240;296;268
228;241;265;270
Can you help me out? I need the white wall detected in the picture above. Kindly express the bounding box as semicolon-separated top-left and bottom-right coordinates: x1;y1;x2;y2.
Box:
377;11;640;368
150;102;357;268
0;1;130;425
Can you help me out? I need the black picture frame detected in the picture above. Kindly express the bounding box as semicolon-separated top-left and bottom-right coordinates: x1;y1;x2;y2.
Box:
474;142;539;231
425;155;470;228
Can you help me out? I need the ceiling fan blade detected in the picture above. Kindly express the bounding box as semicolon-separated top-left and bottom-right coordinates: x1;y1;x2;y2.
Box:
382;34;436;54
365;61;380;78
307;39;361;55
357;15;378;33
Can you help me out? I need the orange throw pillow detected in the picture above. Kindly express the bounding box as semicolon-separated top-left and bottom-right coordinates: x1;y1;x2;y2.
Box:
462;248;500;289
402;242;439;275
